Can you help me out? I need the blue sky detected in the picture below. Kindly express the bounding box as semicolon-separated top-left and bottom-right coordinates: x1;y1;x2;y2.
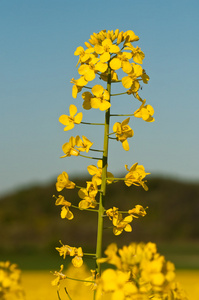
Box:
1;0;199;196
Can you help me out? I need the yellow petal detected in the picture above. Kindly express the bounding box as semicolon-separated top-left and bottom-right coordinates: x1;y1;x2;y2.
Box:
121;117;130;126
92;84;104;97
83;99;92;110
95;61;108;73
122;61;132;74
146;104;154;115
59;115;69;125
90;97;100;109
102;38;112;47
94;44;104;54
84;69;95;82
97;160;102;168
124;224;132;232
74;112;83;124
72;256;83;268
122;140;129;151
78;64;88;75
87;165;98;175
99;101;111;111
61;206;68;219
100;52;110;63
63;123;74;131
109;44;120;53
74;46;84;56
77;76;88;86
78;200;89;209
72;85;78;98
110;58;121;70
113;228;123;235
78;188;88;199
122;76;132;89
69;104;77;117
66;210;74;220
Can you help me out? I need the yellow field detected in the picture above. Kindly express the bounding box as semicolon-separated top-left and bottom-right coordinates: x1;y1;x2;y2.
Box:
21;269;199;300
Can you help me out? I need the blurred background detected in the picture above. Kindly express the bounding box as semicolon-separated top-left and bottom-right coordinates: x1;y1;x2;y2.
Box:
1;0;199;276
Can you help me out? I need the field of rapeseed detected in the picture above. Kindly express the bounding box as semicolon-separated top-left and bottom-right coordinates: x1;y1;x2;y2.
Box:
21;268;199;300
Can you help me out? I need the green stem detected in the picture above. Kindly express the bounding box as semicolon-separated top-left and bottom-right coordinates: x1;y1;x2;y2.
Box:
111;92;127;96
95;65;111;276
71;205;99;213
64;288;73;300
110;113;134;116
90;148;104;152
66;276;95;284
106;177;126;181
81;121;105;125
79;154;102;160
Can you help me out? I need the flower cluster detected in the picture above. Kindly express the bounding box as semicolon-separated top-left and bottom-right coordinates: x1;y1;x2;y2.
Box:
96;243;188;300
0;261;24;300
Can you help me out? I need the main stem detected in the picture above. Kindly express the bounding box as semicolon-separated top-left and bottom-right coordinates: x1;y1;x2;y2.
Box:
95;66;111;275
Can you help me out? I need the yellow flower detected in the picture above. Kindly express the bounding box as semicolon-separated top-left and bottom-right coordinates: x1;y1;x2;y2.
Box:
113;117;134;151
61;136;80;158
82;85;111;111
78;179;98;209
100;69;118;82
94;38;120;62
0;261;24;298
106;206;119;220
78;186;98;209
110;51;132;73
122;63;143;89
126;80;140;94
123;30;139;43
71;77;88;99
55;171;75;192
59;104;83;131
56;242;75;259
91;84;111;111
84;269;98;290
96;269;136;300
88;29;120;46
87;160;114;185
124;43;145;64
82;91;92;110
106;207;133;235
56;241;83;268
124;163;150;190
134;100;155;122
61;136;93;158
51;264;67;287
76;135;93;152
78;54;99;81
112;214;133;236
128;205;147;218
97;243;121;269
72;247;84;268
55;195;74;220
74;46;94;66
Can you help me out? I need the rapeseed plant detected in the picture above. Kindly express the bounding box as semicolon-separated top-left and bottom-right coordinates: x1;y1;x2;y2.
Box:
52;29;188;300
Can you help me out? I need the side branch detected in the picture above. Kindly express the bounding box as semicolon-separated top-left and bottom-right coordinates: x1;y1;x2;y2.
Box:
81;121;105;125
79;154;102;160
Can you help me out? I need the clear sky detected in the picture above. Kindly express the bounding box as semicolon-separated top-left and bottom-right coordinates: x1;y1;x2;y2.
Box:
1;0;199;196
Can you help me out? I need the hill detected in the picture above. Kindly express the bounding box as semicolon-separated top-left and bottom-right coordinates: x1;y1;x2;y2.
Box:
1;176;199;255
